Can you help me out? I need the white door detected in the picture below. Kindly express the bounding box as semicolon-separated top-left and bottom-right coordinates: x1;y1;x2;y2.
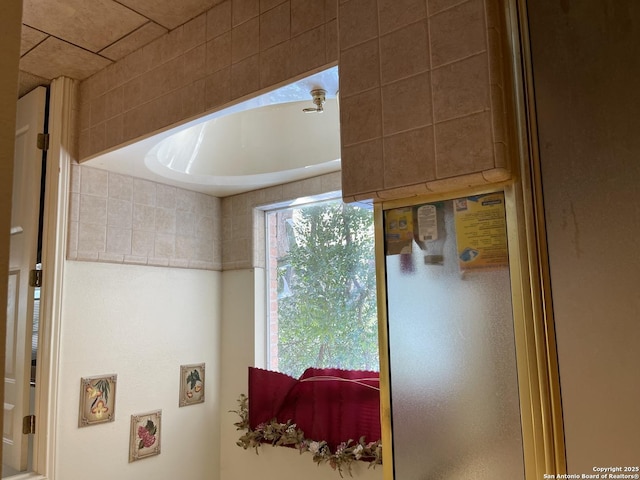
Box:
3;87;46;474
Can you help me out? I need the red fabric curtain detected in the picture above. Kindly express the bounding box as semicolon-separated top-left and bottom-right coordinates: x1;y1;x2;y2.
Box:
248;367;381;451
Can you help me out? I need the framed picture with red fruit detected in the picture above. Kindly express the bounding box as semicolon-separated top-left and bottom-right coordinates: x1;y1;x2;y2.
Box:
179;363;205;407
129;410;162;462
78;374;117;427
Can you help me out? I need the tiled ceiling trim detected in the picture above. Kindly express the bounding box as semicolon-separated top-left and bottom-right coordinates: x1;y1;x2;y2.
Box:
17;0;228;97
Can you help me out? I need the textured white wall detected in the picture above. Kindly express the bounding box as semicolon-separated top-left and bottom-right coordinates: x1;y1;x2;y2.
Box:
219;269;383;480
58;261;221;480
529;0;640;471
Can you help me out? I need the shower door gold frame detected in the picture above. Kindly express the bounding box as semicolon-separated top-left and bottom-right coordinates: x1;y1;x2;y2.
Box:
373;0;566;478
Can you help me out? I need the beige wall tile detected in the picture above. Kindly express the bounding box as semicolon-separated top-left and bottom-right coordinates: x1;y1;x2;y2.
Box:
338;0;378;50
233;0;259;26
80;167;108;197
90;123;107;157
120;48;152;80
181;79;206;118
105;116;124;150
176;235;196;259
106;226;132;254
427;0;467;16
132;230;155;256
261;0;287;13
133;179;157;206
104;86;124;120
231;55;260;98
108;172;133;200
291;0;325;37
487;27;505;87
207;1;232;39
90;94;106;126
383;126;436;188
426;171;487;192
177;212;197;237
195;236;215;262
490;84;507;143
435;111;494;177
380;20;430;84
78;223;106;252
205;67;231;109
232;16;260;62
156;184;177;208
339;39;380;97
260;41;291;88
107;198;133;227
69;194;80;222
156;207;177;234
260;2;290;51
68;221;79;257
340;139;384;196
378;0;427;35
133;203;156;231
185;44;207;83
382;72;432;135
154;233;176;257
176;189;198;212
70;163;81;193
290;25;326;77
430;0;486;67
206;31;232;74
325;0;338;21
339;88;382;145
326;19;338;62
432;52;490;122
183;14;207;51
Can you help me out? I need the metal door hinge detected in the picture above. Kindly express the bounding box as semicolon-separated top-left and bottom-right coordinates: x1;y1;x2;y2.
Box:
22;415;36;435
29;269;42;288
37;133;49;151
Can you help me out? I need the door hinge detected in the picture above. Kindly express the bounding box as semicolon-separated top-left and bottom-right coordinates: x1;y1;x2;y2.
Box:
29;269;42;288
22;415;36;435
37;132;49;151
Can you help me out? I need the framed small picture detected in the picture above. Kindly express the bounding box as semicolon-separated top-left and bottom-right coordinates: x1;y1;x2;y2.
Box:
78;374;117;427
129;410;162;462
179;363;205;407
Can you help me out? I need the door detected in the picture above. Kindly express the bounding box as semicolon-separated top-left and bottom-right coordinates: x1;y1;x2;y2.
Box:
3;87;46;474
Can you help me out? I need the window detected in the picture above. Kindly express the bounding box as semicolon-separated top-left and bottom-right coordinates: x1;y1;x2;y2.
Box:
266;196;379;378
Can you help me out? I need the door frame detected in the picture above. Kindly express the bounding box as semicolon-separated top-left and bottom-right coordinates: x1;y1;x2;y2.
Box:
27;77;75;480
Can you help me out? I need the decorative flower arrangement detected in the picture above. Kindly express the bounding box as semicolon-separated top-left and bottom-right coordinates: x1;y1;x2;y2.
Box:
232;394;382;477
137;419;157;449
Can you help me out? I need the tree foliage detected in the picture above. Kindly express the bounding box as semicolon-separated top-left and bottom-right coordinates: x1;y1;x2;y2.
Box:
276;200;378;377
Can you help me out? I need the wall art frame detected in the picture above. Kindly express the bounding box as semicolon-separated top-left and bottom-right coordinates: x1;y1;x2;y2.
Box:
78;374;117;427
129;409;162;462
179;363;205;407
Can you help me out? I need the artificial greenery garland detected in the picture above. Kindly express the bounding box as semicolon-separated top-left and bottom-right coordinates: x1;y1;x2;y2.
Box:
232;394;382;477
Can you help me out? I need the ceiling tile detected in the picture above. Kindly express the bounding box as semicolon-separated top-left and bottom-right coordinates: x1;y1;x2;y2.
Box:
21;25;48;56
100;22;168;61
116;0;224;30
22;0;148;52
18;70;50;98
20;37;112;81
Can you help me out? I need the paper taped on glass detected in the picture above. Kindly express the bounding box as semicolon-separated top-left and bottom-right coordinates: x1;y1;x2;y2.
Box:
453;193;509;270
384;207;414;255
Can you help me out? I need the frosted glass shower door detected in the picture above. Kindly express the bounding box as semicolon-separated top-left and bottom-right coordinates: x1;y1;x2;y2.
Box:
383;195;525;479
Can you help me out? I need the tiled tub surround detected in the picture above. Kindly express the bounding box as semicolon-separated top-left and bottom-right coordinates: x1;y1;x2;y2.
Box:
68;165;222;270
77;0;339;160
338;0;514;201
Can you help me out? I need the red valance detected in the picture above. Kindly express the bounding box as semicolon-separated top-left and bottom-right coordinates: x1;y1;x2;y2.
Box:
248;367;381;451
